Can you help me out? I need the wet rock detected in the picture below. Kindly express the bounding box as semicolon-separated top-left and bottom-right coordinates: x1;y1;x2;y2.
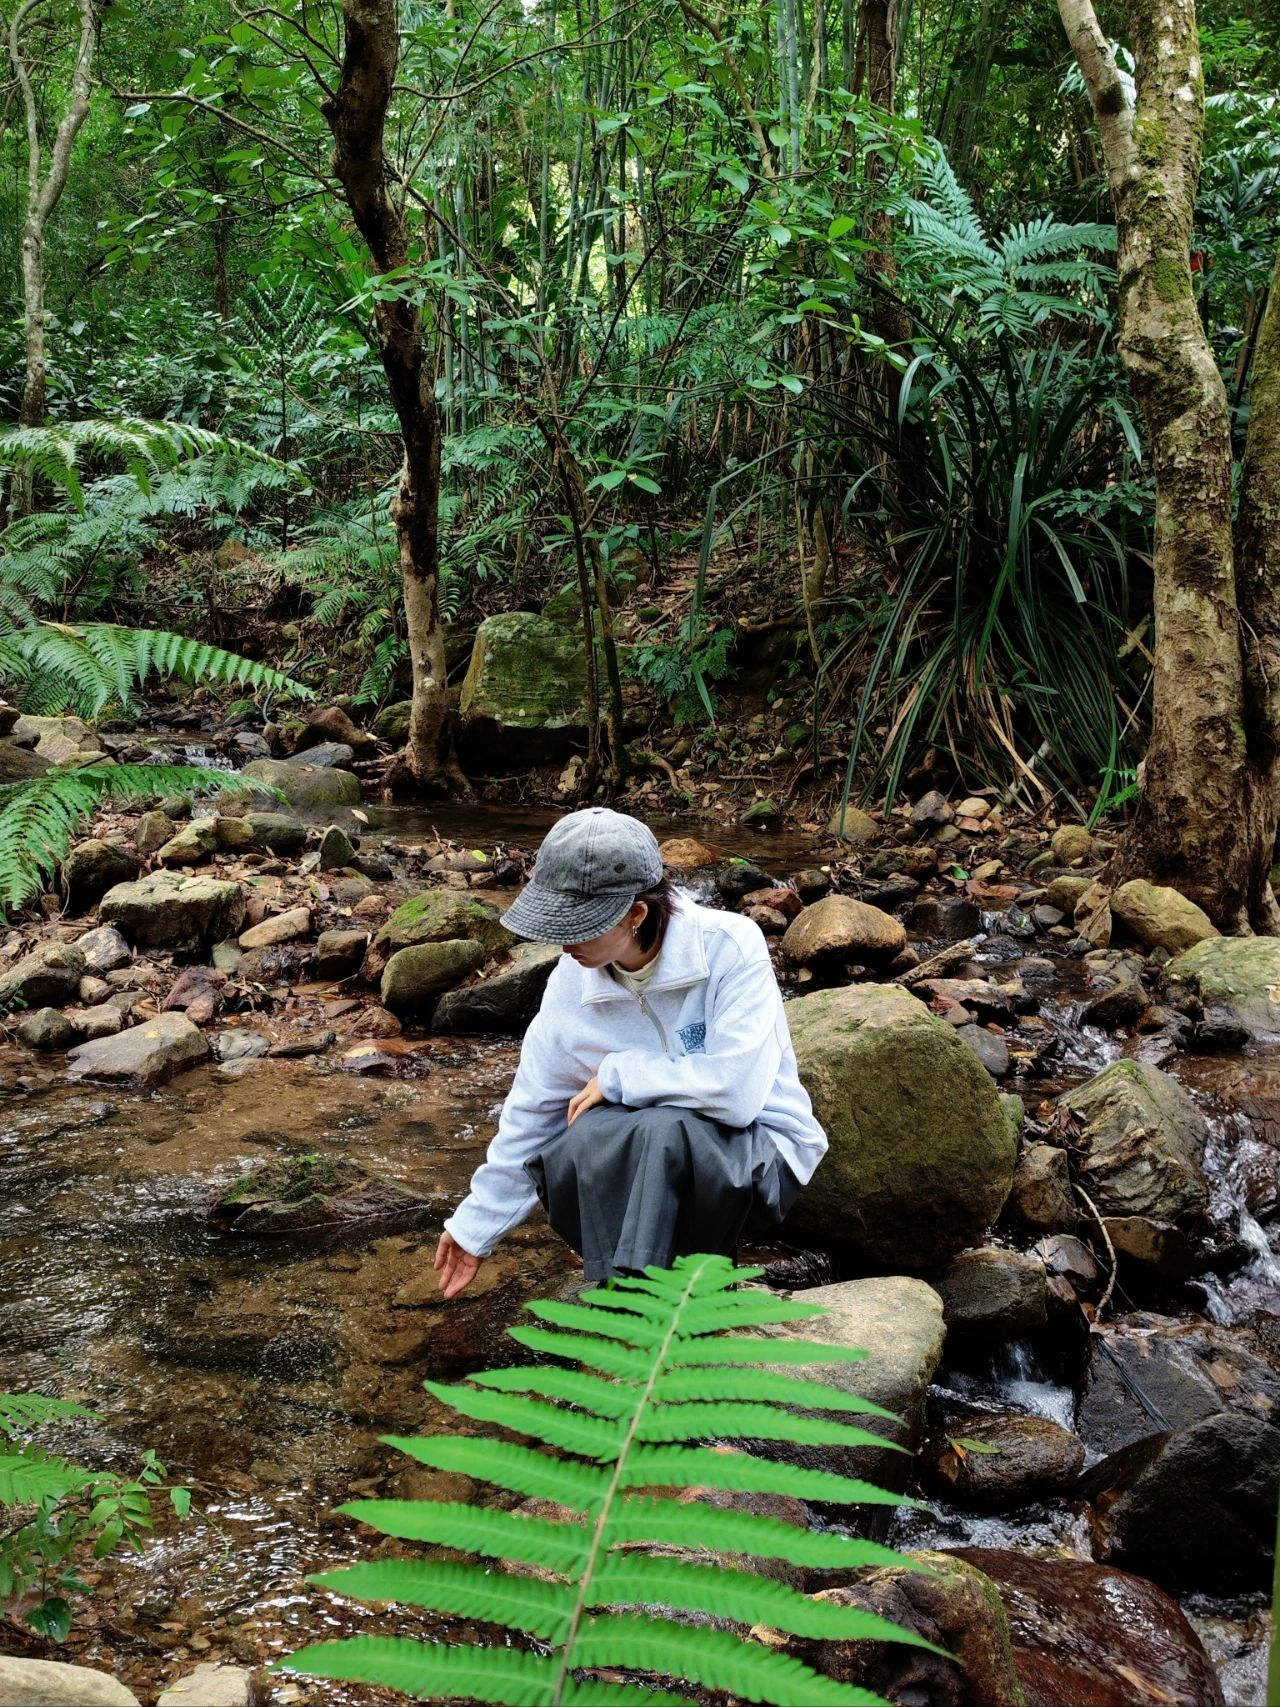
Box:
0;940;85;1008
75;924;131;975
432;943;561;1034
67;1011;208;1085
459;611;590;762
317;824;357;872
239;757;363;825
314;928;369;980
826;804;879;845
793;867;832;903
1044;872;1093;914
147;1311;336;1376
237;942;314;983
781;894;907;966
162;964;226;1024
78;1005;122;1041
0;1656;141;1705
62;838;141;909
16;1006;79;1050
1050;825;1093;865
743;903;788;933
157;816;220;865
373;700;412;743
714;860;771;902
762;1276;945;1498
376;891;515;956
923;1413;1085;1507
211;1153;432;1235
1112;879;1218;955
1078;1313;1280;1455
295;704;376;754
1164;936;1280;1039
381;939;486;1011
658;836;719;868
937;1247;1047;1335
1087;1413;1280;1592
213;815;255;851
952;1548;1225;1707
954;1023;1010;1077
787;983;1016;1268
214;1028;272;1063
242;810;307;853
353;851;393;882
1010;1143;1076;1232
1080;977;1146;1030
1103;1214;1197;1279
910;789;954;828
135;810;175;855
238;906;311;950
1036;1232;1100;1290
268;1029;335;1059
101;872;245;953
794;1549;1023;1707
741;885;803;920
155;1662;256;1707
282;739;354;769
1058;1059;1209;1226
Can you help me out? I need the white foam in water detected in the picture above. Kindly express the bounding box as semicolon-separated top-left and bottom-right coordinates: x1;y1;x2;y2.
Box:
992;1338;1077;1431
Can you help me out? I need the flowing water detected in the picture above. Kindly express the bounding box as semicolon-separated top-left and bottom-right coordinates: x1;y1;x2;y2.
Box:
1;806;1276;1701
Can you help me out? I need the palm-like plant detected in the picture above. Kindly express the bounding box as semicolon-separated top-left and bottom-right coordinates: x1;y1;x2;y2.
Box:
280;1254;935;1706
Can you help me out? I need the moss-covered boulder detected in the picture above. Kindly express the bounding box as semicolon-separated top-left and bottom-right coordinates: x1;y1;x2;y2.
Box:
459;611;590;763
377;890;516;955
1057;1059;1209;1224
100;872;245;953
1111;879;1218;954
210;1153;431;1235
381;939;486;1012
1164;935;1280;1039
236;757;363;826
786;982;1017;1268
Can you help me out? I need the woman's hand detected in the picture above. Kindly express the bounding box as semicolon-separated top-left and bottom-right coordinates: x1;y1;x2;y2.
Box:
567;1076;605;1125
434;1230;482;1299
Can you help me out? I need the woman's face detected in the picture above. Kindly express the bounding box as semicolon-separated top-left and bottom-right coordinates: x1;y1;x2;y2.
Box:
563;902;647;968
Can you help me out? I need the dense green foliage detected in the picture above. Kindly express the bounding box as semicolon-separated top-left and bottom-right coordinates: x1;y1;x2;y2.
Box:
1;0;1277;808
0;1392;190;1641
281;1254;931;1705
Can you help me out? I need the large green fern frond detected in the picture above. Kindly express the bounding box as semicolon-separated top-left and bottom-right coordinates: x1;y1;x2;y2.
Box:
0;763;262;916
281;1255;937;1705
0;1393;97;1439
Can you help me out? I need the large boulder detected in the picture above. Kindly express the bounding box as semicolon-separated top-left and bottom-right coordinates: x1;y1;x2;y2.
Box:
11;713;101;761
238;757;363;826
1164;936;1280;1039
281;739;353;769
0;1657;140;1706
786;983;1017;1268
952;1549;1224;1707
381;939;486;1012
1077;1313;1280;1455
781;894;906;965
1111;879;1218;954
432;944;561;1034
376;891;516;956
0;940;85;1008
794;1549;1025;1707
459;611;590;763
1056;1060;1209;1224
243;810;307;853
67;1012;209;1085
1086;1413;1280;1592
62;838;141;909
100;872;245;953
761;1276;945;1501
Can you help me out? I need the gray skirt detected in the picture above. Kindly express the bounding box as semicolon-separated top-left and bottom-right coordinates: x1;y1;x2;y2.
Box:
524;1103;801;1281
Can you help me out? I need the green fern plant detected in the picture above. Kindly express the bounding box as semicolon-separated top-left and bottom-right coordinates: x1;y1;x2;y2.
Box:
0;1391;191;1641
0;763;265;914
279;1253;936;1705
901;144;1116;335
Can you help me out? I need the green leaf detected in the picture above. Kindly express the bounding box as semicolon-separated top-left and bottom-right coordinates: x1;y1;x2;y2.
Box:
309;1560;575;1643
279;1638;562;1704
948;1436;1003;1455
468;1367;638;1418
26;1597;73;1643
335;1500;590;1574
380;1436;610;1514
506;1326;653;1380
170;1487;193;1519
662;1336;866;1369
619;1447;915;1507
424;1381;626;1461
635;1402;905;1452
523;1300;666;1348
605;1497;921;1572
828;215;857;240
650;1367;898;1422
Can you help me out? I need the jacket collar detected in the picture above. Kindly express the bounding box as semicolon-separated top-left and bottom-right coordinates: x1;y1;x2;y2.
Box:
578;894;710;1004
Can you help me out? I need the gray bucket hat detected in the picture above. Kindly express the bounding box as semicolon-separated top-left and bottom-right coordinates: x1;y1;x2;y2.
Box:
503;808;664;945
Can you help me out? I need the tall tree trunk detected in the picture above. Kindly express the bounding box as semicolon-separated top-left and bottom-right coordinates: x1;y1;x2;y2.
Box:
1060;0;1278;932
9;0;97;515
322;0;465;794
857;0;911;346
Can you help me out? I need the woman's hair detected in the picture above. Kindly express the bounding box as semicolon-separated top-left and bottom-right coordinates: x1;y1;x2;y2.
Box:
633;877;677;952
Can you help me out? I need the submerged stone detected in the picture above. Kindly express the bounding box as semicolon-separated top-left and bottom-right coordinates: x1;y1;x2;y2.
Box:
210;1153;432;1235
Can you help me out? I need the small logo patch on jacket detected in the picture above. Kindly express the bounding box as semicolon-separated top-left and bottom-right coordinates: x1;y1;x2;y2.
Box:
677;1022;706;1054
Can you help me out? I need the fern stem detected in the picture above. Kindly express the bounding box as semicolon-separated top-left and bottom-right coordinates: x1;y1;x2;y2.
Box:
549;1258;711;1705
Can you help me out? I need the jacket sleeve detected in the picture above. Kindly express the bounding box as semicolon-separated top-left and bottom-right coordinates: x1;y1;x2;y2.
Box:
443;1003;577;1257
595;946;785;1129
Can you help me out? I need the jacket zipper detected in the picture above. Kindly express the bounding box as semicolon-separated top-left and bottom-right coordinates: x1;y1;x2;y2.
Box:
637;994;669;1051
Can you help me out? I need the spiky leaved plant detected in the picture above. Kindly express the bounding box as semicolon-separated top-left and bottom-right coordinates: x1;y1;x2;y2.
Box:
279;1254;937;1705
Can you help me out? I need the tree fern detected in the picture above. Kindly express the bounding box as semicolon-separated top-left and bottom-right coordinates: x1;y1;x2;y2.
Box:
0;763;267;915
280;1254;937;1707
0;418;285;512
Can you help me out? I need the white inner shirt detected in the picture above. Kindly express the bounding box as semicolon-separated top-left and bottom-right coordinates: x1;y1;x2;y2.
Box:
610;949;662;1001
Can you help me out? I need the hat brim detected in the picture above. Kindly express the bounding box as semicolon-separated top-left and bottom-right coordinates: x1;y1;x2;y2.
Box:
502;883;635;946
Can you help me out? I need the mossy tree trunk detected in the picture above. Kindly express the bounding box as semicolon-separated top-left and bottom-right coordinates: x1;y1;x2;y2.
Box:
322;0;466;795
1060;0;1280;932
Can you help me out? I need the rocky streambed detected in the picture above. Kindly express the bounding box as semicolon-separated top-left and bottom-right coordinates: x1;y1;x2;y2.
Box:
0;732;1277;1706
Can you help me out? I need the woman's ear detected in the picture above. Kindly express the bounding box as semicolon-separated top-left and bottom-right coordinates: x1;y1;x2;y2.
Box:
629;900;650;931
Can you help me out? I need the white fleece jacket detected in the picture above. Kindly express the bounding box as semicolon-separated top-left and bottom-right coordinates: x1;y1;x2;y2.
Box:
443;895;828;1257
